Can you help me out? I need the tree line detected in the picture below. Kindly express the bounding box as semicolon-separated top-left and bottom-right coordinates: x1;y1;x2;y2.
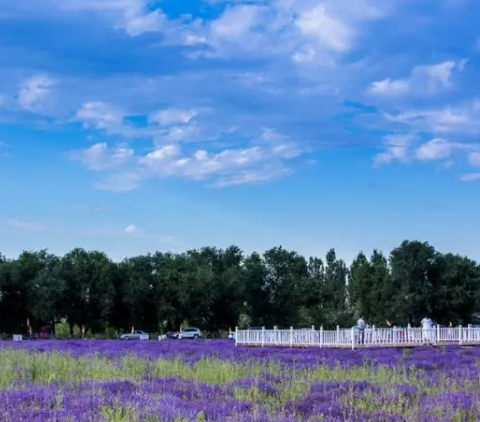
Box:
0;240;479;337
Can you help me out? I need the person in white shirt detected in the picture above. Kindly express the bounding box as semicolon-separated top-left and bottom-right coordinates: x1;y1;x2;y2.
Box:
421;316;433;343
357;317;366;345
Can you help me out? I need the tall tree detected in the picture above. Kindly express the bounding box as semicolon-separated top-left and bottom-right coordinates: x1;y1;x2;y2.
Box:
434;253;480;324
388;240;439;325
349;252;373;320
242;252;268;327
297;257;325;327
323;249;349;327
120;254;159;333
24;251;64;335
263;246;308;327
369;250;392;325
58;248;113;336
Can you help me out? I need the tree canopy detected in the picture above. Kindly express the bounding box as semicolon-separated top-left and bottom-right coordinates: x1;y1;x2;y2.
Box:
0;240;479;336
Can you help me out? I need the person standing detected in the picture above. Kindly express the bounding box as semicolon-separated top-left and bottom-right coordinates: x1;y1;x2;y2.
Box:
357;316;366;345
421;316;433;344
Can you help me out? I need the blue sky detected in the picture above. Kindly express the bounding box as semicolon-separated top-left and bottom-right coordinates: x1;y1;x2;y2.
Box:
1;0;480;263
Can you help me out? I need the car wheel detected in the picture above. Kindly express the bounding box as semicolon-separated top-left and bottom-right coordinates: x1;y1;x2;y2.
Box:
194;334;199;339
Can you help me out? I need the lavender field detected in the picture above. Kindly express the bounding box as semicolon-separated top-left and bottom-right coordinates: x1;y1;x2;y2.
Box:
0;341;480;422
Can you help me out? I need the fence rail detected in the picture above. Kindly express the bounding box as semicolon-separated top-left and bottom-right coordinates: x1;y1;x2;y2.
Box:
235;325;480;349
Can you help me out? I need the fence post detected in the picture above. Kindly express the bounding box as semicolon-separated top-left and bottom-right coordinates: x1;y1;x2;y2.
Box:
235;326;238;347
407;324;411;343
351;327;355;350
468;324;472;342
459;325;462;345
436;324;440;343
262;326;265;348
290;326;293;348
372;325;376;344
336;325;340;345
311;325;315;346
320;325;323;348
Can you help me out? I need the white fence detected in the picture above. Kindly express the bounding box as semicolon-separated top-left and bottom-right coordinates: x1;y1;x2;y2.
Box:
234;325;480;349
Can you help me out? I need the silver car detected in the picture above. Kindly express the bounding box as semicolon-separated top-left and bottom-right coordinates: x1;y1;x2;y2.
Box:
180;327;202;339
119;330;149;340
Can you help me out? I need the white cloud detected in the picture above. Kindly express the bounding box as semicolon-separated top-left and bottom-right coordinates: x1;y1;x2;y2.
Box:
75;101;149;138
369;60;464;97
124;224;143;236
95;171;141;192
149;108;198;126
296;5;352;53
180;0;386;61
69;129;303;189
384;100;480;134
68;142;134;171
369;78;410;96
5;219;44;231
415;138;457;161
460;172;480;182
18;74;56;110
210;5;265;41
413;61;458;89
139;141;300;184
373;134;416;165
76;102;124;130
54;0;165;36
375;134;477;166
468;151;480;167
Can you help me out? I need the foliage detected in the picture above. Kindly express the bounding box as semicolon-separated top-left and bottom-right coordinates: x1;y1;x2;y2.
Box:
0;240;479;335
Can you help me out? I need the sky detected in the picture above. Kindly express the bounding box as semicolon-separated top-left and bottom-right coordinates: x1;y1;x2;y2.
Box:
1;0;480;263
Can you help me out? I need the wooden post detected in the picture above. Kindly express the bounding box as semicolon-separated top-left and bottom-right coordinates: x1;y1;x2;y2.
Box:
459;325;462;345
336;325;340;345
311;325;315;346
320;326;323;348
235;326;238;347
468;324;472;342
407;324;411;343
436;324;440;343
261;326;265;347
289;326;293;348
351;327;355;350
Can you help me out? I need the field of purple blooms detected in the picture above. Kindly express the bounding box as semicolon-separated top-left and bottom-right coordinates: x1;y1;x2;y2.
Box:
0;340;480;422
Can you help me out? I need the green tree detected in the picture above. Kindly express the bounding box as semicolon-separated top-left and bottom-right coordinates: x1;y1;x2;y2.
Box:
323;249;349;327
434;253;480;324
120;254;159;333
388;240;440;325
349;252;372;320
369;250;391;325
242;252;268;327
58;248;113;336
297;257;325;327
263;246;308;327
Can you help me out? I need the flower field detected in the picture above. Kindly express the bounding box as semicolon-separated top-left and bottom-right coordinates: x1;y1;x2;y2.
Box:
0;341;480;421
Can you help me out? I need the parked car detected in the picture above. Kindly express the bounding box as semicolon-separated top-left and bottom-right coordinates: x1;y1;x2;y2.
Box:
119;330;149;340
180;327;202;339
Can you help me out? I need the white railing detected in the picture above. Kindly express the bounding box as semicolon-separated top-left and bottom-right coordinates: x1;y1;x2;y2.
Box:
234;324;480;349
